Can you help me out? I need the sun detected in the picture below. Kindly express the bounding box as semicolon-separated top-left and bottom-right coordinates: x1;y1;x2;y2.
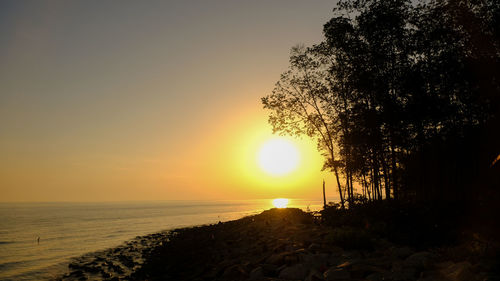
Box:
272;198;289;208
257;138;299;176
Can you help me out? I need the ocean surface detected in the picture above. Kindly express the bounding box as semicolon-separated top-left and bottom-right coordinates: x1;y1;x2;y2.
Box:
0;199;322;280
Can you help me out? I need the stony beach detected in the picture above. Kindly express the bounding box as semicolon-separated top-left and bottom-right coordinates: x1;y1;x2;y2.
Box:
58;208;499;281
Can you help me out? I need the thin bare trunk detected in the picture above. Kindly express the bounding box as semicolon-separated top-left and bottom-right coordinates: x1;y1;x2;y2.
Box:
322;179;326;208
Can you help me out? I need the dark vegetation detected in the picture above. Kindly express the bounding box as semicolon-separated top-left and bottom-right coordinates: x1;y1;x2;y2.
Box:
262;0;500;256
262;0;500;247
262;0;500;209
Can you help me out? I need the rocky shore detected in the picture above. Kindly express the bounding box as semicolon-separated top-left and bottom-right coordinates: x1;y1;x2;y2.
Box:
58;208;499;281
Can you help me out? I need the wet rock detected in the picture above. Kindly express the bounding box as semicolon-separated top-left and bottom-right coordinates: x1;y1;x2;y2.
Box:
323;267;350;281
279;263;309;280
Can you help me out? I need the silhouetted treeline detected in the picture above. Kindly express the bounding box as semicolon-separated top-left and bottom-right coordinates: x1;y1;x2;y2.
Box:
262;0;500;208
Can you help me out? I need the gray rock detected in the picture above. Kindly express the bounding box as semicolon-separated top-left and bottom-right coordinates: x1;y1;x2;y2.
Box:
279;263;309;280
323;267;350;280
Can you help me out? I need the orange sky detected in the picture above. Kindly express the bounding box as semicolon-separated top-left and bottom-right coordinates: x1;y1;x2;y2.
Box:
0;1;341;202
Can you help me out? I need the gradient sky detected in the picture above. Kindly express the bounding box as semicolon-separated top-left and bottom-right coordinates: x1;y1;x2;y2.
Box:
0;0;340;202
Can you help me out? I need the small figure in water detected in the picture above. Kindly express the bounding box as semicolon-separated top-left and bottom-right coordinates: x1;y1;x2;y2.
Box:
37;236;40;245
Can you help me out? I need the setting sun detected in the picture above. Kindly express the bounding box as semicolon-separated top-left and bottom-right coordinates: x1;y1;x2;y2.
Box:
257;138;299;176
272;198;289;208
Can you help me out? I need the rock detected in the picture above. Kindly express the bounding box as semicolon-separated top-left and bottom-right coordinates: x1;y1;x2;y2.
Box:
327;245;344;254
436;261;455;269
350;263;385;278
392;247;414;259
404;252;436;269
267;251;302;266
303;253;329;270
323;267;350;281
100;271;111;278
250;266;265;280
440;261;474;281
417;270;448;281
342;250;362;260
267;252;290;265
279;263;309;280
305;269;324;281
366;272;385;281
221;264;247;279
69;270;85;277
308;243;322;253
388;266;417;281
261;264;279;276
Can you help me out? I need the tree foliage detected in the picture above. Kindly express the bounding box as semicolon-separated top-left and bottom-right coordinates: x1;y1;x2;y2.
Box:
262;0;500;206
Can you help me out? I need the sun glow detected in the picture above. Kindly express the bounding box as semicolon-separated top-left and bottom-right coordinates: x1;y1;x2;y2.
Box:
257;138;299;176
272;198;289;208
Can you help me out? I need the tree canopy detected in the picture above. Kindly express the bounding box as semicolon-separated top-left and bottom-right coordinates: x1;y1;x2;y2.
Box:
262;0;500;207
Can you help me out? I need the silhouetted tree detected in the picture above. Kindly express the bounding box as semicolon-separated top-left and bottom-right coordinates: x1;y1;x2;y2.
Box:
262;46;346;209
263;0;500;206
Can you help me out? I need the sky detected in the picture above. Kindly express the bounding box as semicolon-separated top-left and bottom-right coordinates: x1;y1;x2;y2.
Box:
0;0;341;202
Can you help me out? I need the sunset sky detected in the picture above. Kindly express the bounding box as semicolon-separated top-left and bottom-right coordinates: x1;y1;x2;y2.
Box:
0;0;340;202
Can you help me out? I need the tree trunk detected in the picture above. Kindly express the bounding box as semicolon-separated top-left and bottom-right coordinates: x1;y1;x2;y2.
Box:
322;179;326;208
333;166;345;209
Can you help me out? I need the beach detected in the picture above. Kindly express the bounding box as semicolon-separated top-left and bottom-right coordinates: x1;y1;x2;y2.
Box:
56;208;499;281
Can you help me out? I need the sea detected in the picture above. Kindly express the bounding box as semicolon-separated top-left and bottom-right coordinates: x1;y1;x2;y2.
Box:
0;199;323;280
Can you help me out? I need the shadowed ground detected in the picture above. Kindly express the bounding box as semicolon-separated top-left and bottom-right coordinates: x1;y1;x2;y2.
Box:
59;208;500;281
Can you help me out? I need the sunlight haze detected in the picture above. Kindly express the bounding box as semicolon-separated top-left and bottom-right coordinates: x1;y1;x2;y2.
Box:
0;0;339;202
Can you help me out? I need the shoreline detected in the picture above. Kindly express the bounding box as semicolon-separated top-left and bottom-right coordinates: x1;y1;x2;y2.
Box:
57;208;499;281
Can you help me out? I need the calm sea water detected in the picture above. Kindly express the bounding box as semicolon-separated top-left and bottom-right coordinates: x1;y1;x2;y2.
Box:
0;199;322;280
